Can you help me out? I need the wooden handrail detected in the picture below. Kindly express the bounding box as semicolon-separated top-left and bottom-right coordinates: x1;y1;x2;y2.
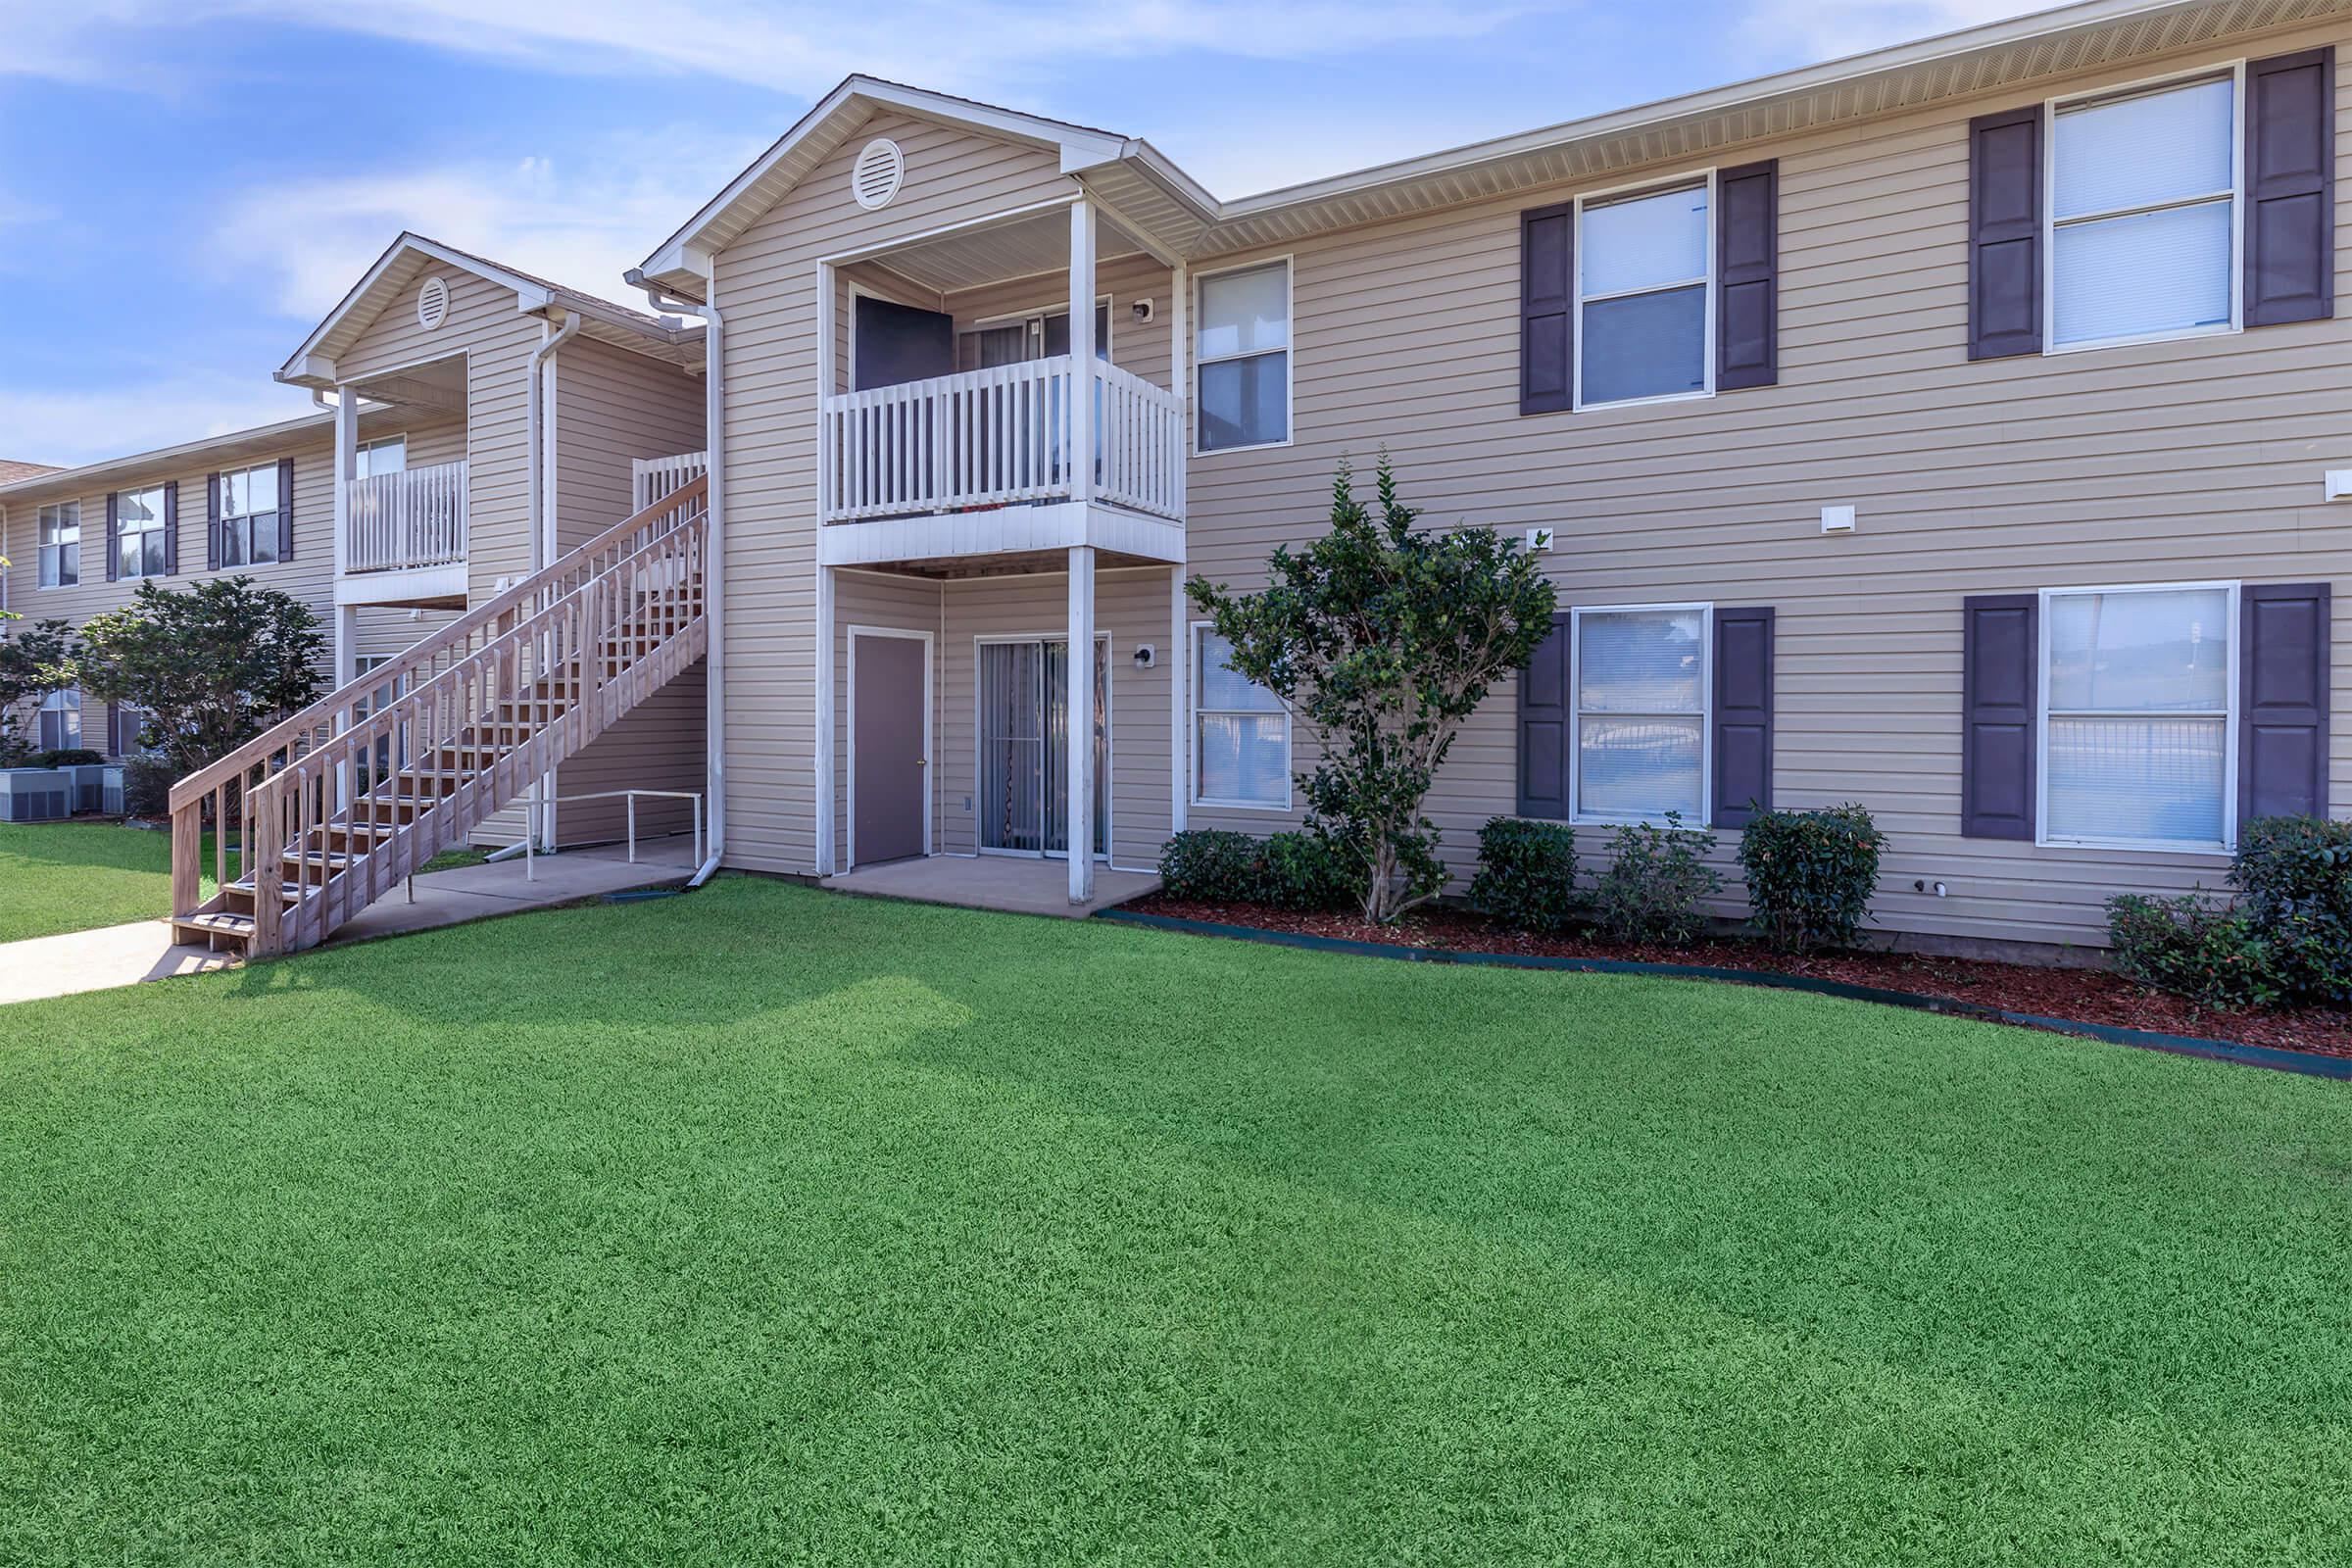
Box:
170;474;708;811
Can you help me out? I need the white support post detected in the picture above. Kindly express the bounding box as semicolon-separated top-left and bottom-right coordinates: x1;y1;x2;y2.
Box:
1068;200;1097;507
813;563;837;876
1067;544;1096;905
1168;262;1189;514
332;386;356;594
1169;568;1188;835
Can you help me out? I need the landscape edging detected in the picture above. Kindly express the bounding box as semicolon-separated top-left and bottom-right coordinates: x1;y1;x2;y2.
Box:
1095;907;2352;1081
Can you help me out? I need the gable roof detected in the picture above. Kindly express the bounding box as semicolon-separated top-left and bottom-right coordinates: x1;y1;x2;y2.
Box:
639;0;2349;292
277;232;705;389
632;76;1137;297
0;460;60;486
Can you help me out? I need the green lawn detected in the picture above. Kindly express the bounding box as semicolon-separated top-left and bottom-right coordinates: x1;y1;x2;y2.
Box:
0;825;492;944
3;879;2349;1564
0;822;219;942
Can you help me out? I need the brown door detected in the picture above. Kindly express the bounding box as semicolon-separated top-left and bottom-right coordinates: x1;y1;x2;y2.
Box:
853;633;927;866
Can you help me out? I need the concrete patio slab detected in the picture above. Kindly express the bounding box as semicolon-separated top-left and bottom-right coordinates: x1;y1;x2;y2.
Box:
822;856;1157;918
0;836;704;1007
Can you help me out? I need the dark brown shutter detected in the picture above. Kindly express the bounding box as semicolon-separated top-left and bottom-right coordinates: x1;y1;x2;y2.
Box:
1711;606;1774;826
1716;161;1778;390
162;480;179;574
106;703;122;757
2244;47;2336;327
276;457;297;561
1962;594;2037;838
1517;612;1571;817
104;492;120;582
1967;107;2042;360
205;471;221;570
2239;582;2330;823
1520;202;1574;415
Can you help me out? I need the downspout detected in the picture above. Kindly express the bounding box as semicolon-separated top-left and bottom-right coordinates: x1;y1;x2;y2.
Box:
625;267;725;887
523;312;583;851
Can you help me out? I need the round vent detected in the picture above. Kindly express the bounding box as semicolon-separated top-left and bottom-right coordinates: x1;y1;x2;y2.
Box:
416;275;450;331
852;138;905;211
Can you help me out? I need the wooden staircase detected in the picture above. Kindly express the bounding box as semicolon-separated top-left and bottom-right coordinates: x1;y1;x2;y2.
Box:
167;476;709;958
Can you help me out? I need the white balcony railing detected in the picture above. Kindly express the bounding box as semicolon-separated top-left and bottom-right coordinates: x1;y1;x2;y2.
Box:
820;357;1185;525
633;450;709;514
347;460;467;573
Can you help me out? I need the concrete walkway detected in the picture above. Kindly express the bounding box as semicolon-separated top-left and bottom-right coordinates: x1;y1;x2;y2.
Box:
0;837;704;1007
824;855;1157;917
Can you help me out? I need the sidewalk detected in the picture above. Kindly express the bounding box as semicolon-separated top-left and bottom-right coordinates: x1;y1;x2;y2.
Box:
0;837;703;1007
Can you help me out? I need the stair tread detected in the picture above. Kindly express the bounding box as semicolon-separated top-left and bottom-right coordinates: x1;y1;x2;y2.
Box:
173;911;254;932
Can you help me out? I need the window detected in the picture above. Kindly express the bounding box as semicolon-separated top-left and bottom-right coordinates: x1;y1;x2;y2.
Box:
2040;583;2235;850
2050;74;2237;348
1196;261;1289;452
218;463;279;567
1579;179;1711;407
37;502;78;587
111;703;152;756
117;485;167;579
356;436;407;478
1193;627;1288;807
1572;606;1709;821
37;689;80;753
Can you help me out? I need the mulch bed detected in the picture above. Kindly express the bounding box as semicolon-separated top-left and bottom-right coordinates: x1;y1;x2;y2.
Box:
1128;895;2352;1061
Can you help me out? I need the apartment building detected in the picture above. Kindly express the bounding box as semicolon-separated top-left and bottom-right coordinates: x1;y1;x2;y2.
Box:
131;0;2348;958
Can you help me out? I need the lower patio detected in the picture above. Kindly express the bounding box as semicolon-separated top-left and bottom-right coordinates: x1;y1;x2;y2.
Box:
823;854;1156;917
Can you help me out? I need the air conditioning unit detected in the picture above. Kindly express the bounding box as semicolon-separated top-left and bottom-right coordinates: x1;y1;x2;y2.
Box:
102;765;124;815
0;768;72;822
59;764;109;813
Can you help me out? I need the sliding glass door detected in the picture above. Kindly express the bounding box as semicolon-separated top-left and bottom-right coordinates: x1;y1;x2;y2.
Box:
978;636;1108;858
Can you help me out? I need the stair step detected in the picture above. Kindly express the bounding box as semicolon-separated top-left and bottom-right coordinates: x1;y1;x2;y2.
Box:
172;911;254;936
282;850;357;871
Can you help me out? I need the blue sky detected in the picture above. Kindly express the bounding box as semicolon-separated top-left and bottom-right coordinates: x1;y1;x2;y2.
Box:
0;0;2031;466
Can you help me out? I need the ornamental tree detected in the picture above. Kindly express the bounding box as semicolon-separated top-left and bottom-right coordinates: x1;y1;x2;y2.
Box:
1188;456;1557;923
71;576;326;777
0;614;78;764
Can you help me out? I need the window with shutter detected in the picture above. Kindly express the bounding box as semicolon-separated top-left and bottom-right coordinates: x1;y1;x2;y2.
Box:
1571;605;1711;823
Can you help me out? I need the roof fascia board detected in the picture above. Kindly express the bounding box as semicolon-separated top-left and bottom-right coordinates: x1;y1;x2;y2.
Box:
277;232;563;386
0;411;335;500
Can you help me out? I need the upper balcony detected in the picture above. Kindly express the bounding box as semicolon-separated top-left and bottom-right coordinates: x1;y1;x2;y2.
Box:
347;458;467;574
821;357;1183;525
811;198;1189;573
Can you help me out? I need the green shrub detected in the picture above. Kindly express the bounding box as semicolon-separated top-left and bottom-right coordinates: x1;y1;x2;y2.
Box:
122;755;175;819
1738;804;1886;953
1467;817;1578;933
2106;892;2281;1011
33;748;105;769
1591;812;1721;945
1156;828;1360;911
2230;815;2352;1005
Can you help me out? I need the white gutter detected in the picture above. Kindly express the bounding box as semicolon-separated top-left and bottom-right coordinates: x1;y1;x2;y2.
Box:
625;266;726;887
524;312;583;851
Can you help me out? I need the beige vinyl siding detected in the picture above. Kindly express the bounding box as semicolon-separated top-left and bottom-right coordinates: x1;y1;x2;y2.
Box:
1172;15;2352;949
545;336;710;845
932;566;1175;868
717;112;1079;876
0;411;439;756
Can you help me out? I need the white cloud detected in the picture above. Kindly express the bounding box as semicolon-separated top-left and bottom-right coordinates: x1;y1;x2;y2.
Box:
0;378;317;470
212;130;763;320
1738;0;2049;63
8;0;1557;99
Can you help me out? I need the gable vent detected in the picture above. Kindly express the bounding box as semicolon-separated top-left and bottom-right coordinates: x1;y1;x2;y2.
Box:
416;275;451;331
852;138;905;211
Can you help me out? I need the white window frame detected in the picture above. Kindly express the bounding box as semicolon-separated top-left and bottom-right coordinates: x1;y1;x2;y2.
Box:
38;687;81;752
219;462;281;568
356;435;408;479
117;484;168;580
1567;601;1714;827
2042;63;2246;357
1572;170;1718;412
1192;255;1294;457
36;500;78;588
2034;580;2240;855
1188;619;1292;811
